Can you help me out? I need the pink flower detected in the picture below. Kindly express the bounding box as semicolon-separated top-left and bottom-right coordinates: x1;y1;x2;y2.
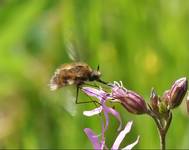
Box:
82;86;139;150
82;87;122;131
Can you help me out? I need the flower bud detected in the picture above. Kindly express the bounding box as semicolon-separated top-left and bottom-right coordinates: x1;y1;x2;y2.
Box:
162;90;170;105
168;77;188;109
186;92;189;114
150;88;159;112
158;101;168;114
121;90;148;114
111;82;148;114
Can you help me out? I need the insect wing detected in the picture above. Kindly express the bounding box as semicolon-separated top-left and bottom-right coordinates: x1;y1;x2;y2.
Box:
58;86;77;116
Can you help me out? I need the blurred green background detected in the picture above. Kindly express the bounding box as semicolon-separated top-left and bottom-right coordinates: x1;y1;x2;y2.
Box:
1;0;189;149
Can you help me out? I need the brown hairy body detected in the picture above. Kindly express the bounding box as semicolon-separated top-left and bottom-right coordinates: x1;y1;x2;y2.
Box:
50;62;102;91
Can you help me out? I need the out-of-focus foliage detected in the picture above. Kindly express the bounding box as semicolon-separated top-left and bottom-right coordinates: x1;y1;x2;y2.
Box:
0;0;189;149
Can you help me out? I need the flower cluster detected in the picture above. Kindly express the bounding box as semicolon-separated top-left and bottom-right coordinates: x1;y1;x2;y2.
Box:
108;77;188;117
82;77;188;150
149;77;188;115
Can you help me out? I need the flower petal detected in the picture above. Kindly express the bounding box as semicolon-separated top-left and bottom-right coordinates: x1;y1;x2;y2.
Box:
103;107;109;131
111;121;133;150
84;128;101;150
122;136;140;150
104;106;122;131
100;139;106;150
100;118;106;150
83;106;103;116
82;87;104;98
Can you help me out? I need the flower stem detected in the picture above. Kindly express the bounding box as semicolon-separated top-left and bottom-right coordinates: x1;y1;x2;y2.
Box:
147;110;172;150
159;128;166;150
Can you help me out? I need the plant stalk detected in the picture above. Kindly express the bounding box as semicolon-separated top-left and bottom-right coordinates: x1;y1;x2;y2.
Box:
158;128;166;150
147;110;172;150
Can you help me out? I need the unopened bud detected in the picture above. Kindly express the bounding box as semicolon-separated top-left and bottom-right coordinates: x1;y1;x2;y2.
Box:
168;77;188;109
186;92;189;114
121;90;148;114
150;88;159;112
158;101;168;114
162;90;170;105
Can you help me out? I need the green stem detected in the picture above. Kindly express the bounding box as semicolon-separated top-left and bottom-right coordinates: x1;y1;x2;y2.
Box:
147;110;172;150
159;129;166;150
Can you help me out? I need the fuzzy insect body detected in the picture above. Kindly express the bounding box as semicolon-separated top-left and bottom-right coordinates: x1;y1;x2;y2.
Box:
49;62;103;91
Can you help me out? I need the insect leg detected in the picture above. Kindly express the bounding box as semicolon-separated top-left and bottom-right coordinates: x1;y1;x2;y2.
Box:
97;64;100;71
75;85;80;104
97;79;109;86
75;86;101;106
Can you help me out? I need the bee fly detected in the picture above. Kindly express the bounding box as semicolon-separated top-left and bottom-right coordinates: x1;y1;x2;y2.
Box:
49;62;108;104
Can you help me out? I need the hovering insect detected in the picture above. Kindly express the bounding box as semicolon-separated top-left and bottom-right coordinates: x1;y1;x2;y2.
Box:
49;62;108;104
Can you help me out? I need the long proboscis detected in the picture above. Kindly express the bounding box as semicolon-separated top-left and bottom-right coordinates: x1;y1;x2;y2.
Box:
97;79;113;87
